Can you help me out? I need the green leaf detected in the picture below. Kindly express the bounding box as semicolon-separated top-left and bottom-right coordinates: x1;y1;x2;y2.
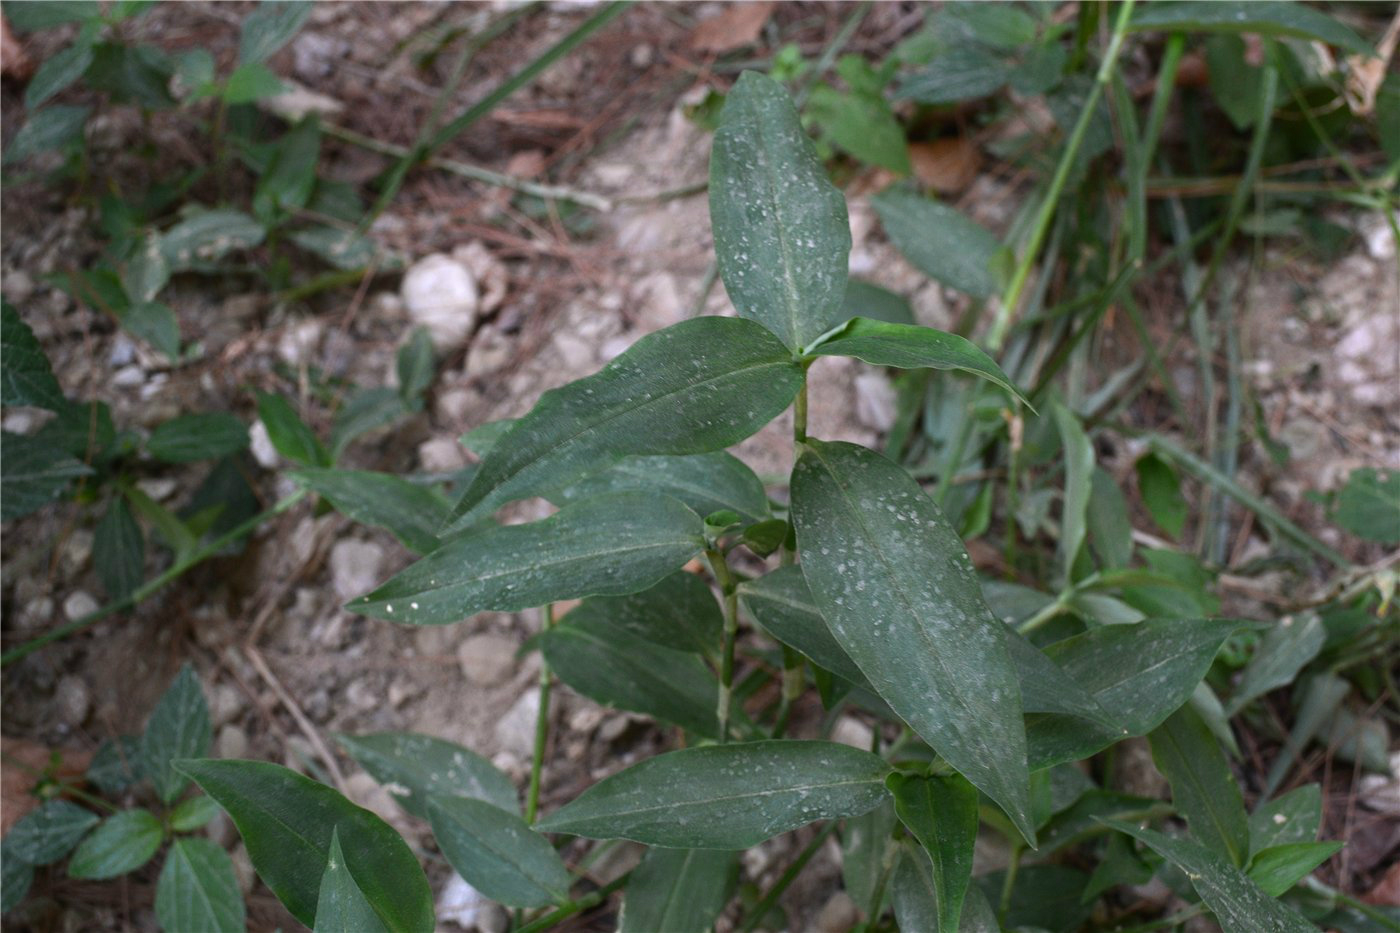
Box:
739;565;876;687
1136;452;1186;538
161;209;266;268
2;302;65;410
25;36;94;108
1087;467;1133;569
871;190;1003;298
427;796;570;909
1037;790;1171;856
942;2;1038;49
124;233;169;303
542;611;721;737
1205;35;1266;130
2;840;34;913
289;226;378;270
253;116;320;220
741;518;788;558
536;740;891;849
843;280;915;327
329;386;408;458
34;400;114;462
895;46;1011;105
619;847;737;933
1248;784;1321;855
94;497;144;600
446;316;803;530
1129;1;1373;57
147;412;249;463
1004;629;1118;728
888;773;978;931
169;795;221;832
976;864;1090;931
350;492;704;625
257;392;330;468
1149;706;1249;867
396;328;435;404
791;439;1033;842
0;431;91;522
293;469;447;554
315;827;390;933
67;809;162;879
1332;468;1400;545
1026;618;1243;769
239;0;313;63
178;759;433;932
4;800;98;864
1227;614;1325;715
86;736;143;794
562;571;721;656
3;1;99;31
336;732;518;819
155;837;245;933
894;845;999;933
1247;840;1342;896
709;71;851;350
2;105;90;164
552;452;772;525
1102;820;1314;932
120;301;180;358
810;317;1028;404
222;61;285;103
842;799;897;920
807;83;911;174
142;664;212;803
1051;400;1093;580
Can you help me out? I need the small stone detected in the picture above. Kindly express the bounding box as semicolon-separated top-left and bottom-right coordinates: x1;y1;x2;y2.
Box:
552;332;595;370
249;420;279;469
491;751;523;781
630;43;654;69
495;689;540;757
135;477;177;501
329;539;385;602
831;715;873;751
388;677;420;709
436;872;484;930
815;891;859;932
419;436;467;473
854;372;897;432
345;772;406;831
60;529;93;573
216;724;249;760
402;254;478;350
112;364;145;387
206;811;236;848
457;633;519;687
63;590;100;622
598;714;630;743
209;683;243;726
476;903;509;933
231;844;255;895
569;706;604;734
435;388;476;425
54;675;90;728
465;326;513;375
108;335;137;367
277;319;323;366
2;269;35;304
345;677;378;712
18;597;53;632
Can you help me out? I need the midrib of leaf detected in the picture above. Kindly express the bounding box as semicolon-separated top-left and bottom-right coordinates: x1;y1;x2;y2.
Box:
436;809;562;901
173;845;217;920
556;776;878;822
748;113;805;350
460;356;795;519
737;585;819;617
659;850;700;926
609;461;750;514
1157;720;1245;867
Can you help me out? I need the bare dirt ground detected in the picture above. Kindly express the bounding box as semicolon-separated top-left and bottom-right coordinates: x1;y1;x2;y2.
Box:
2;3;1397;930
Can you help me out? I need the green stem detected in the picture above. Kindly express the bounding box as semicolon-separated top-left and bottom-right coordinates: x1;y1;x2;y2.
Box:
997;843;1024;924
514;871;631;933
772;377;810;737
738;822;839;933
987;0;1137;351
793;1;871;108
707;548;740;743
854;837;901;932
2;490;307;667
526;604;556;825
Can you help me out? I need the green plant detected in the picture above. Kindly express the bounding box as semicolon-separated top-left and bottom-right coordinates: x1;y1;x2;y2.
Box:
161;60;1387;932
1;665;245;931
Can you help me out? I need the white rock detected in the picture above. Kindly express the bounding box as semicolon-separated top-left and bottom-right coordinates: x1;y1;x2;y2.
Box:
457;633;519;687
815;890;859;932
18;597;53;632
216;724;249;760
209;683;243;726
259;81;345;122
277;319;323;366
2;269;35;304
552;332;595;370
60;529;93;573
854;372;897;432
436;872;485;930
108;335;137;367
54;675;90;728
329;539;386;602
135;477;177;501
419;436;467;473
435;388;476;425
831;715;873;751
63;590;100;622
249;420;280;469
113;365;145;387
476;903;509;933
402;254;478;350
451;241;508;315
231;844;255;895
495;688;540;757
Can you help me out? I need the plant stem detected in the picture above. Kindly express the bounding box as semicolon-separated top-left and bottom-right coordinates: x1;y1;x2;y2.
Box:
773;377;810;737
987;0;1137;351
997;843;1024;924
738;822;839;933
525;603;556;825
706;548;740;743
794;1;871;108
854;838;901;932
514;871;631;933
2;490;307;667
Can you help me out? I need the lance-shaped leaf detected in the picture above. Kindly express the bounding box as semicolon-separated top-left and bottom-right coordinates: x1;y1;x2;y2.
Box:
428;796;571;909
314;827;389;933
535;740;890;849
619;847;737;933
871;190;1003;299
293;469;449;554
1051;400;1093;580
791;440;1033;842
1149;705;1249;867
445;317;803;529
1004;629;1117;727
1247;840;1342;896
1248;784;1321;855
2;302;65;410
808;318;1028;405
1102;821;1314;932
336;732;518;818
141;664;211;804
709;71;851;350
843;799;897;920
888;773;978;931
177;759;432;932
1128;1;1373;56
68;809;162;879
1026;617;1243;769
552;452;771;525
894;845;1000;933
542;614;721;737
155;837;245;933
1227;614;1325;715
566;572;722;656
0;432;90;522
350;492;705;626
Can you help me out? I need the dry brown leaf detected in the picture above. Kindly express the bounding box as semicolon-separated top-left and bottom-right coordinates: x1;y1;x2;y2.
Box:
1365;861;1400;907
506;149;548;179
908;138;981;194
1;14;33;80
690;2;775;55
